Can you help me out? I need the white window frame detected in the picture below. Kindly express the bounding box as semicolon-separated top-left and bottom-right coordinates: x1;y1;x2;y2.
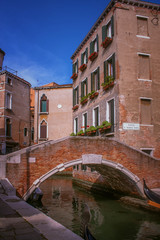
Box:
136;15;150;39
6;92;12;110
106;97;115;124
139;97;153;127
137;53;151;81
92;105;100;127
82;112;88;132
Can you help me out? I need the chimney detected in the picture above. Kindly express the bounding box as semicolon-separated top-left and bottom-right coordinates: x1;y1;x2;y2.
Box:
0;49;5;70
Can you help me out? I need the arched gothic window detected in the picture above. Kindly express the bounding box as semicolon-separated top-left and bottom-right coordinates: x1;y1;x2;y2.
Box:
40;94;49;113
40;120;47;139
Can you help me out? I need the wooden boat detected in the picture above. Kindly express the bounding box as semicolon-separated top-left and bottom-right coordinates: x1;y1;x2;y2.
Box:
84;225;96;240
143;179;160;208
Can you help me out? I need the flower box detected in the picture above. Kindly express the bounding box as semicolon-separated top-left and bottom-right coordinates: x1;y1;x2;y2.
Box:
89;91;99;100
72;104;79;111
70;73;78;80
81;98;88;105
79;64;87;72
101;37;112;48
88;52;98;62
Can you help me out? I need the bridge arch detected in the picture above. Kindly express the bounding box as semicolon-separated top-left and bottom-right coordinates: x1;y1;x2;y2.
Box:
23;154;144;201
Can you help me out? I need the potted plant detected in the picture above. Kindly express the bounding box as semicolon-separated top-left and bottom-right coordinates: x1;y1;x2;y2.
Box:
101;37;112;48
72;104;79;111
97;121;111;133
80;95;89;105
85;126;97;136
79;64;87;72
77;130;85;136
70;73;78;80
88;91;99;100
88;52;98;62
101;76;114;90
70;132;76;136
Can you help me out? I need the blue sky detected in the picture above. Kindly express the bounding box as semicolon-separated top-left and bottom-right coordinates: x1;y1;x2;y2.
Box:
0;0;159;87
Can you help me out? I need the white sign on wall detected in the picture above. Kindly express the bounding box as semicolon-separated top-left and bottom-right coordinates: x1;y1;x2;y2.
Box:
123;123;140;130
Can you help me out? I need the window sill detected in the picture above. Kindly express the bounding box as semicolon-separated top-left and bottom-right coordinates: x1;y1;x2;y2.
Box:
39;112;49;115
105;132;114;137
138;79;152;82
136;35;150;39
39;138;48;141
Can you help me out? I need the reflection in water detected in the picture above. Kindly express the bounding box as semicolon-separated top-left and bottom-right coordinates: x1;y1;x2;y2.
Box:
38;176;160;240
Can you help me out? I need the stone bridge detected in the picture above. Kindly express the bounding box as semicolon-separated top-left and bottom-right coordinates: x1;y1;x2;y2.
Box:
0;136;160;200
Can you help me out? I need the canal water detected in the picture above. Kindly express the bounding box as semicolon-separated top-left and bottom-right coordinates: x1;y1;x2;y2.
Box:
37;175;160;240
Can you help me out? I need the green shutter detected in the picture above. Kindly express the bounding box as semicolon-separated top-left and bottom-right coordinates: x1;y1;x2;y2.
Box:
111;15;114;37
76;59;79;73
112;53;115;79
73;89;76;106
81;82;84;98
102;25;107;42
91;73;94;91
81;53;83;65
104;61;107;82
90;41;94;55
77;86;79;104
86;48;88;63
86;78;88;95
97;67;100;90
96;34;99;52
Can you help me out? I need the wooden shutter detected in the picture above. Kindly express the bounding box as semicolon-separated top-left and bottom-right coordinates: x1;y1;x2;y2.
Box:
104;61;107;82
112;53;115;79
76;59;78;73
77;86;79;104
111;15;114;37
90;41;94;55
96;34;99;52
86;48;88;63
73;89;76;106
81;53;83;65
40;125;47;139
46;99;49;112
86;78;88;95
81;82;84;98
109;99;114;132
72;63;75;74
102;25;107;42
97;67;100;90
141;99;151;124
91;73;94;91
40;99;42;112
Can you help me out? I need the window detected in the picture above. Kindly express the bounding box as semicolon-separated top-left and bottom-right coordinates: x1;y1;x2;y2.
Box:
74;117;78;134
137;16;149;37
6;118;11;137
7;77;12;85
104;53;115;82
82;113;88;131
82;164;87;171
24;128;28;137
6;93;12;109
140;98;152;125
90;34;99;55
73;86;79;106
102;16;114;41
40;94;49;113
40;120;47;139
81;48;88;65
31;127;34;141
107;99;114;132
81;78;88;98
91;67;100;92
93;107;99;127
138;53;150;80
141;148;153;156
72;59;78;74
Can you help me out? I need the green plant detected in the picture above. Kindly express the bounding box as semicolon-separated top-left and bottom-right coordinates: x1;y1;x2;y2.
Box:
102;121;111;127
88;90;95;97
80;94;88;103
77;130;85;136
85;126;97;133
101;76;114;87
70;132;76;136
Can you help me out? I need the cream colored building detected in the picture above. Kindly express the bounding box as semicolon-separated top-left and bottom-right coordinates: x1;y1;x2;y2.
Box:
33;82;72;143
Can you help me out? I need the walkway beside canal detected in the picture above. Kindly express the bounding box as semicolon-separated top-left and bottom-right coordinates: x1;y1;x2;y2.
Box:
0;192;83;240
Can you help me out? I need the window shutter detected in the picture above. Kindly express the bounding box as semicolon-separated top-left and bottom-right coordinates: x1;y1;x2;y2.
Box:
91;73;94;91
46;99;49;112
81;82;84;98
112;53;115;79
77;86;79;104
110;99;114;132
76;59;78;73
104;61;107;82
81;53;83;65
96;34;99;52
40;99;42;112
111;15;114;37
73;89;76;106
72;63;75;74
40;125;47;139
97;67;100;90
86;48;88;63
86;78;88;95
90;41;94;55
102;25;107;42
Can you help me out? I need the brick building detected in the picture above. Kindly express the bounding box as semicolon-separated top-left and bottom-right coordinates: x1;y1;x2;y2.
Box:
71;0;160;158
33;82;72;143
0;50;31;154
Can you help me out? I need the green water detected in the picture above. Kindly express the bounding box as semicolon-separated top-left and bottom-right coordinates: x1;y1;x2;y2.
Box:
39;176;160;240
